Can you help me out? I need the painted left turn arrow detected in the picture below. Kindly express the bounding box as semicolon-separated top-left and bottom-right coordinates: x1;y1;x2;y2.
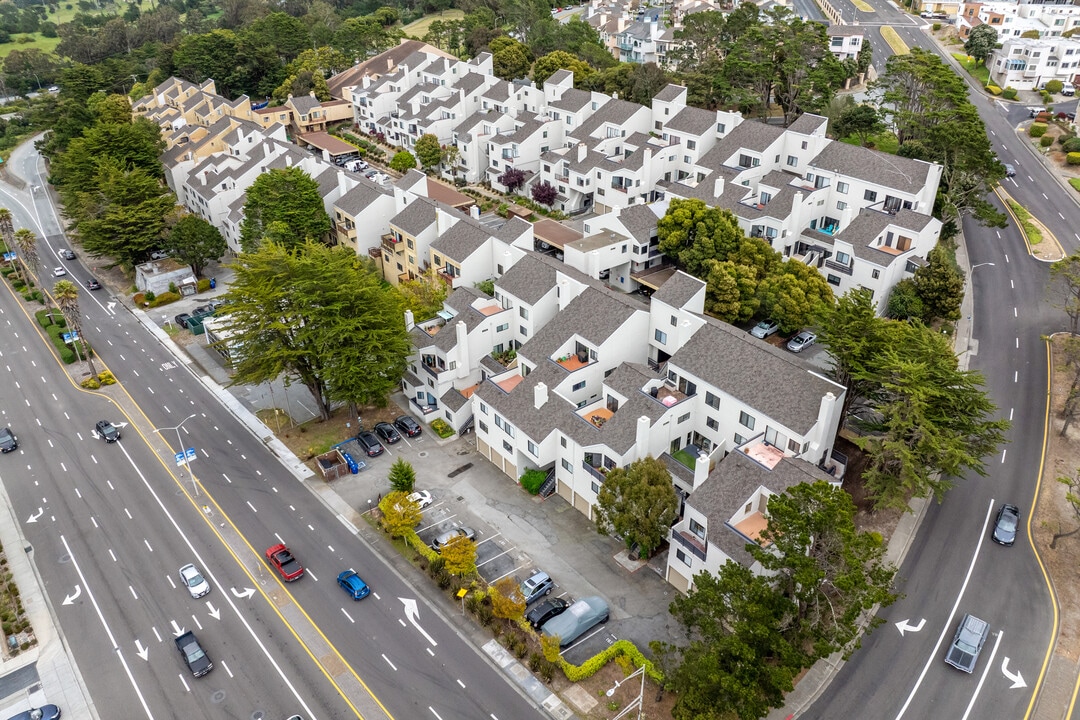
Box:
26;508;44;523
62;585;81;605
895;618;926;636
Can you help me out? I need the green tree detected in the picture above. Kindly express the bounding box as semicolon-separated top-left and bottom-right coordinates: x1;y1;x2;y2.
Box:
814;288;887;422
172;29;241;88
703;259;760;323
753;482;898;658
531;49;593;86
223;241;411;420
852;321;1010;510
1049;251;1080;335
964;24;999;64
239;166;331;252
491;577;526;622
912;245;964;322
332;16;402;62
885;278;924;320
594;456;678;559
490;36;532;81
397;267;449;322
168;215;226;279
389;150;417;174
379;491;421;538
54;278;97;374
388;458;417;493
414;133;444;170
756;259;834;334
1045;79;1064;94
50;117;165;201
12;227;40;286
440;535;477;576
832;104;884;146
657;198;745;278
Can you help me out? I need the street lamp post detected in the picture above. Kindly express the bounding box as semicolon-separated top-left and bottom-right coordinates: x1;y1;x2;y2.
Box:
153;413;199;497
605;664;647;720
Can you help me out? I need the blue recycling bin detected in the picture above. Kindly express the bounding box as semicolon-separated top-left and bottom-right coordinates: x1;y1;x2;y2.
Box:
210;277;217;289
342;451;359;474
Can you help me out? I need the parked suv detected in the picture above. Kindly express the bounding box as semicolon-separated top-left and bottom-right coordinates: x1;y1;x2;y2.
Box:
521;571;554;605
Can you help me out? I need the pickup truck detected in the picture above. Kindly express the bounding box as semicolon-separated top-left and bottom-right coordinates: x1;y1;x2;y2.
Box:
266;543;305;581
175;631;213;677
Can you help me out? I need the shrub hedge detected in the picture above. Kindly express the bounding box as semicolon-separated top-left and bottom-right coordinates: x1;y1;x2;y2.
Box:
1002;86;1018;100
1068;152;1080;165
1029;122;1048;138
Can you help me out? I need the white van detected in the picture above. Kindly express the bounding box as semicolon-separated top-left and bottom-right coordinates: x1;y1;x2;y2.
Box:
1063;82;1076;96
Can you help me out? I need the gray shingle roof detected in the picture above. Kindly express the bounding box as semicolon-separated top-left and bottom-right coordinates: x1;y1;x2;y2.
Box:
810;141;932;196
787;113;827;135
711;119;785;155
617;203;660;244
652;271;705;309
669;318;843;435
496;253;557;304
551;88;592;112
687;450;833;567
335;181;388;216
521;286;643;363
574;98;643;141
289;94;320;115
390;197;437;236
560;362;669;454
441;386;469;411
546;69;574;86
431;219;491;262
835;208;936;264
666;106;716;136
653;84;686;103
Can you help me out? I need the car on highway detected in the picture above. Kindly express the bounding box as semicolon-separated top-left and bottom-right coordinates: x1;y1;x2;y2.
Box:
521;570;554;605
407;490;433;509
786;330;816;353
356;430;384;457
5;705;61;720
945;613;989;673
58;248;76;260
526;596;570;630
431;526;476;552
337;569;370;600
266;544;305;581
174;313;192;329
992;503;1020;546
175;630;213;677
374;421;401;444
0;427;17;453
95;420;120;443
393;415;422;437
85;278;101;290
52;266;66;277
1004;163;1016;178
749;319;780;339
541;596;609;647
178;563;211;598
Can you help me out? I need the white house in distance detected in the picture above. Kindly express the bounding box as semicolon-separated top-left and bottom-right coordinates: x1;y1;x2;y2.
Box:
989;35;1080;91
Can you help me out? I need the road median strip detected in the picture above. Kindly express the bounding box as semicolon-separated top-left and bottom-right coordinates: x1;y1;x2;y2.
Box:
881;26;909;55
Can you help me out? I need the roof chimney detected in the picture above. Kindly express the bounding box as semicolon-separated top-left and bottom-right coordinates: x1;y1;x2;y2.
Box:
577;142;587;162
534;381;548;409
635;415;650;456
713;176;724;197
404;309;415;331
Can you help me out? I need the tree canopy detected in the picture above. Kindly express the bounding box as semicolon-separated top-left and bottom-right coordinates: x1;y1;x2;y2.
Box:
593;456;679;559
239;166;331;252
223;241;411;421
168;215;226;279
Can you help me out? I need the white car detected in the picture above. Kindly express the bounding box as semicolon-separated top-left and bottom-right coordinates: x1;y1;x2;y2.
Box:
52;266;66;277
179;563;211;598
787;330;817;353
750;319;780;339
407;490;433;509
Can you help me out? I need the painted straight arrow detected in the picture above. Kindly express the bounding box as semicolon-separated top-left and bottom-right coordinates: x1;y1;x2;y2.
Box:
400;597;437;646
895;618;926;636
206;601;220;620
134;640;148;661
170;620;184;637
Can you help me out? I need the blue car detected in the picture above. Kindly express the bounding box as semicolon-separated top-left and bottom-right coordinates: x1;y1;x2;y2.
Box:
337;569;370;600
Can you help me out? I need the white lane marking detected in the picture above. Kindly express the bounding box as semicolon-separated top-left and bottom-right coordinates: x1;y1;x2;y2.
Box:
961;631;1005;720
893;499;996;719
382;654;398;671
59;535;156;718
342;608;355;623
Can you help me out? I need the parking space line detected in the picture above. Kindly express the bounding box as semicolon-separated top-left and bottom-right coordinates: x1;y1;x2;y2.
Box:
489;566;524;583
558;627;611;654
476;547;516;568
476;532;502;546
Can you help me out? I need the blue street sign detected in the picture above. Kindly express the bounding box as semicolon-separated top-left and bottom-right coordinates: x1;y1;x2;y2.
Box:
185;447;197;461
2;252;16;261
174;451;185;466
175;448;197;466
61;331;79;344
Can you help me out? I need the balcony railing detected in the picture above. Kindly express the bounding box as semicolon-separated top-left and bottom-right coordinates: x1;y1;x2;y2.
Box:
582;462;607;482
671;529;707;562
611;184;628;193
824;259;854;276
422;362;444;377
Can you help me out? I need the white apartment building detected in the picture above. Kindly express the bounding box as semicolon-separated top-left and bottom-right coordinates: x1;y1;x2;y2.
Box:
957;0;1080;40
990;35;1080;90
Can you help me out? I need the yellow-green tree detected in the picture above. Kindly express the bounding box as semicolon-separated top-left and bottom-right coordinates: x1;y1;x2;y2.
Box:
491;577;525;622
440;535;476;576
379;491;421;537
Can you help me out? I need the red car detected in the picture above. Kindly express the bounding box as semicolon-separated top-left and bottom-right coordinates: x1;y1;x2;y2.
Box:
265;544;304;581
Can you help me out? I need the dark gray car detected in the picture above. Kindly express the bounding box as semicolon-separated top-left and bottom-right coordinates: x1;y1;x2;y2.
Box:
541;596;609;647
0;427;17;453
945;613;989;673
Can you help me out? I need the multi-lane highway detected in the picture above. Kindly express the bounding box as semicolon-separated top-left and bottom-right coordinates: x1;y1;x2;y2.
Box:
0;144;547;719
799;2;1079;719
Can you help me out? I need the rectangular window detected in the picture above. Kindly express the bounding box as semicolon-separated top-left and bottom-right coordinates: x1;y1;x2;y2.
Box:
676;549;691;566
572;380;586;391
872;269;880;279
655;329;667;344
502;440;513;452
836;251;851;265
837;201;848;211
670;315;678;326
734;433;746;446
528;440;538;456
560;436;567;448
689;518;705;539
864;189;878;202
739;411;755;430
478;420;488;433
687;140;696;150
591;481;601;494
787;438;800;453
519;306;529;319
520;325;528;336
705;391;720;409
561;458;573;473
786;155;798;167
706;417;719;430
496;323;509;332
480;402;488;414
837;181;849;194
678;413;690;424
827;274;841;286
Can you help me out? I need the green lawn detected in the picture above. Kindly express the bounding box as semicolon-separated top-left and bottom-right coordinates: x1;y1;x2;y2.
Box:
1070;178;1080;194
0;36;60;60
840;132;899;155
952;53;991;86
0;0;128;60
402;9;465;39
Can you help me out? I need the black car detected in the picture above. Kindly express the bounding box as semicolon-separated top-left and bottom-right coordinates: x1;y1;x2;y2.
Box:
0;427;17;453
58;248;76;260
86;278;101;290
174;313;192;329
95;420;120;443
6;705;61;720
393;415;422;437
355;430;384;457
526;596;570;630
374;421;401;444
992;503;1020;546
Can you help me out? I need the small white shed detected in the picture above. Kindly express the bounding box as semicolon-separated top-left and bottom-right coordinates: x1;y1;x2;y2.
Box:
135;259;196;295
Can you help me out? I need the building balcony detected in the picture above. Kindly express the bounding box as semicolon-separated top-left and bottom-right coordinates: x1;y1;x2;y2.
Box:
670;527;707;562
611;184;628;193
824;259;854;276
438;268;459;285
422;362;444;377
582;460;607;482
